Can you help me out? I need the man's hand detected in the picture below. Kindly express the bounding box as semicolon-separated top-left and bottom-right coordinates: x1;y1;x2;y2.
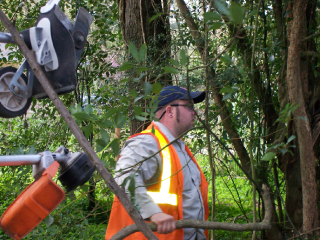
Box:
150;212;176;234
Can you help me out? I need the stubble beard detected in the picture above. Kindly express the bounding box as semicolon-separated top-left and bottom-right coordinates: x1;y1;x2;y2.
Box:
176;107;180;123
176;107;193;133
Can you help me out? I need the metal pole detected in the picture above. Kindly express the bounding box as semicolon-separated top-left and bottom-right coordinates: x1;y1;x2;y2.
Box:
0;32;16;44
0;155;41;166
0;153;70;167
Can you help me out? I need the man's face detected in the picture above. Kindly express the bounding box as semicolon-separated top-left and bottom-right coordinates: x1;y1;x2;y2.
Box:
172;99;196;134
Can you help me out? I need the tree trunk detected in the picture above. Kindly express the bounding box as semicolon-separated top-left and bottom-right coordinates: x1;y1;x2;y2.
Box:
118;0;171;135
175;0;284;238
286;0;318;236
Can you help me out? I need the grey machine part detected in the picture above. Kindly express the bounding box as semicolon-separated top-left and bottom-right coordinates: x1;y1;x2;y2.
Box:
0;0;92;118
0;146;95;192
56;147;95;193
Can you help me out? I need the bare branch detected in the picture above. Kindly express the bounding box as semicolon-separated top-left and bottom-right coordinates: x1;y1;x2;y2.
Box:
301;51;320;58
302;32;320;42
110;185;272;240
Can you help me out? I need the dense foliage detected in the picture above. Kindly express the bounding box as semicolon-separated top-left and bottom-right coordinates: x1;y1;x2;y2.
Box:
1;0;320;239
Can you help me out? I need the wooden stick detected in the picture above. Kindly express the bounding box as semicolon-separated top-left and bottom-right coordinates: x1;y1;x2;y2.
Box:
0;8;158;240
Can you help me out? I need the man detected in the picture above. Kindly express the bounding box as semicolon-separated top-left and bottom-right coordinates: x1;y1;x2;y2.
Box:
106;86;209;240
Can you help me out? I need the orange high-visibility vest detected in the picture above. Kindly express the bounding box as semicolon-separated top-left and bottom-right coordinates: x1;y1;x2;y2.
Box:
105;123;209;240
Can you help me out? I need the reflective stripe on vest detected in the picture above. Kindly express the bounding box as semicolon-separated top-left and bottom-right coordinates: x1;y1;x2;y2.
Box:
142;128;178;206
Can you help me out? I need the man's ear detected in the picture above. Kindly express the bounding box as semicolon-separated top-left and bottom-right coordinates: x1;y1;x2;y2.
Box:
166;105;173;115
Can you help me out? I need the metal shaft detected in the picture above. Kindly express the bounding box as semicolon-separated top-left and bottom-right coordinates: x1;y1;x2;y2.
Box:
0;32;16;44
0;155;41;166
0;153;68;167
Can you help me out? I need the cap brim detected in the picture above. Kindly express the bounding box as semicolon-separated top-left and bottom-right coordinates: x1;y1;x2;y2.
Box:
181;91;206;103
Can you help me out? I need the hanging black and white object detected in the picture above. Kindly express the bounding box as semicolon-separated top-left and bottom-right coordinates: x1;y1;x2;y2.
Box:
0;0;93;117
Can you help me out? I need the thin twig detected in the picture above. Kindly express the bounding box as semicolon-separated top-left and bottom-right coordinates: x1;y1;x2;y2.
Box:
188;35;237;72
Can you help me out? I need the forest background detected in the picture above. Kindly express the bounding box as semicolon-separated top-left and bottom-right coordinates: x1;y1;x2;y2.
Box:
0;0;319;239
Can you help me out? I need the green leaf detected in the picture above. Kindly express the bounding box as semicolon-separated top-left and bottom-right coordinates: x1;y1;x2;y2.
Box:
179;49;188;66
163;66;179;74
46;215;54;228
134;106;142;115
221;53;231;65
284;10;292;18
96;139;107;152
133;72;146;82
220;87;232;93
73;112;98;121
280;149;288;155
119;62;135;71
129;42;140;61
286;135;296;144
128;174;136;202
84;104;93;114
103;109;118;119
135;115;148;121
110;139;120;157
143;82;152;96
26;145;36;154
82;123;93;138
248;9;258;17
76;104;83;112
261;152;277;161
208;22;224;30
137;67;149;74
120;175;132;189
139;44;147;61
214;1;229;16
169;59;180;67
80;184;89;192
149;12;164;23
152;82;162;94
229;2;246;24
203;12;222;22
297;116;308;122
101;129;110;144
69;105;77;114
97;119;113;128
115;115;126;128
121;174;136;205
134;95;144;103
222;93;232;101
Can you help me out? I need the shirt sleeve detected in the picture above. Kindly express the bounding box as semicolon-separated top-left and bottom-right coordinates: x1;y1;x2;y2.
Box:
114;134;163;219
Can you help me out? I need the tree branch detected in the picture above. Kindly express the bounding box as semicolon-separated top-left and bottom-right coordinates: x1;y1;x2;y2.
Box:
301;51;320;58
302;32;320;42
0;8;158;240
110;185;272;240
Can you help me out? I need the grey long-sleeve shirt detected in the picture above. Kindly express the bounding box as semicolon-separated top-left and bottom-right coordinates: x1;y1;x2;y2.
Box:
114;121;206;240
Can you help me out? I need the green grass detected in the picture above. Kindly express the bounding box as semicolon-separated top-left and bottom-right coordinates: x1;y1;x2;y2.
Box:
207;176;259;240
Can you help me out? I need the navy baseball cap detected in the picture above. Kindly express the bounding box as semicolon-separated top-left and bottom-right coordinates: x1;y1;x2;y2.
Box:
155;86;206;112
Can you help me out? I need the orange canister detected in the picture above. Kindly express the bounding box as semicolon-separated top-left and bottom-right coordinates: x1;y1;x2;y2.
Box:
0;161;65;240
